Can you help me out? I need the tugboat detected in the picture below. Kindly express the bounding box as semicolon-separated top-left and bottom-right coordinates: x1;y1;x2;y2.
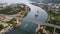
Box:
35;11;39;16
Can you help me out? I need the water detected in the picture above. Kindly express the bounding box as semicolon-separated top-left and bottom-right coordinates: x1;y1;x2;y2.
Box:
29;0;60;3
42;0;60;3
1;0;48;34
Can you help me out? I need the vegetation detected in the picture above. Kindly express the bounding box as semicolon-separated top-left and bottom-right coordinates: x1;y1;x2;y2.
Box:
56;28;60;33
39;29;43;34
40;5;60;34
45;26;54;33
6;18;16;24
42;5;60;25
0;6;23;15
23;12;28;18
6;18;17;28
0;24;4;31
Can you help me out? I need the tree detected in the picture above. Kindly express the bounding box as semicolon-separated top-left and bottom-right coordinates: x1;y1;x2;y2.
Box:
0;24;4;30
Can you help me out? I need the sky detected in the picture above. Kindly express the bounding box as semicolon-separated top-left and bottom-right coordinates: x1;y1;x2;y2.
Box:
0;0;2;2
0;0;31;3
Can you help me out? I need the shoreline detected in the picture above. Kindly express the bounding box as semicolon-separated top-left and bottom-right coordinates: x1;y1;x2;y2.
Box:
0;3;31;34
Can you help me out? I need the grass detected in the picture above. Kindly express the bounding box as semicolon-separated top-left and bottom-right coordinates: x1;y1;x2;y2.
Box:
47;13;60;25
55;16;60;22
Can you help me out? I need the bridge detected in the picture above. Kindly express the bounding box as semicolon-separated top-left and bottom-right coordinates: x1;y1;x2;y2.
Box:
0;14;60;34
15;18;60;34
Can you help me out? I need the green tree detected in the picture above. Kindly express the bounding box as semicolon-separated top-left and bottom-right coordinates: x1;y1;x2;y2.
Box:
0;24;4;30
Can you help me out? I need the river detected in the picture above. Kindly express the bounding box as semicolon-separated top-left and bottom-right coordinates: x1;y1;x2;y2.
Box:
1;0;48;34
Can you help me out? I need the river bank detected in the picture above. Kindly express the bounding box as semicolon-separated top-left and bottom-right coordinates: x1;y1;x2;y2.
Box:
31;3;60;25
0;3;30;34
31;3;60;34
0;0;48;34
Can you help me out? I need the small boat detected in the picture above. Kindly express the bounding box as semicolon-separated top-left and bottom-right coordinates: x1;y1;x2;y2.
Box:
35;11;39;16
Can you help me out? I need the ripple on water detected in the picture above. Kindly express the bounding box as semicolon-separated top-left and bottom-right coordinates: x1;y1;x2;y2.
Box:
2;0;48;34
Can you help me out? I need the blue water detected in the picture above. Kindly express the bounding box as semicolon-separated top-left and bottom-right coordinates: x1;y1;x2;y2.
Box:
1;0;48;34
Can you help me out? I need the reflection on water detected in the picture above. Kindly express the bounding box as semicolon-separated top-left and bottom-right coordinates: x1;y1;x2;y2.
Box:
2;0;48;34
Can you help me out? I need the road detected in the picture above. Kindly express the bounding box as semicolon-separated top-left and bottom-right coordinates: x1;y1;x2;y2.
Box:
0;14;60;29
0;3;60;34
